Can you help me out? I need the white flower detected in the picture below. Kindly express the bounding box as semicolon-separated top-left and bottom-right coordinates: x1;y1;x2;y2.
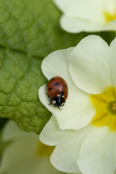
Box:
39;35;116;174
0;121;64;174
54;0;116;33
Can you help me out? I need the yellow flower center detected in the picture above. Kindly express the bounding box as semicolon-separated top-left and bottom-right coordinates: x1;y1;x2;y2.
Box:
105;10;116;23
90;87;116;132
36;141;54;157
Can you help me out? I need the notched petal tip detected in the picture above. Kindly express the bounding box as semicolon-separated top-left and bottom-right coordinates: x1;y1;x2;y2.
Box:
69;35;110;94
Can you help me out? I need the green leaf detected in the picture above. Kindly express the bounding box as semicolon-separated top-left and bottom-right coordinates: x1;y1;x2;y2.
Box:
0;0;88;56
0;0;115;133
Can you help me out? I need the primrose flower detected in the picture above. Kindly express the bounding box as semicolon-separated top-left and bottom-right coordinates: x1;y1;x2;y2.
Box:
0;121;64;174
54;0;116;33
39;35;116;174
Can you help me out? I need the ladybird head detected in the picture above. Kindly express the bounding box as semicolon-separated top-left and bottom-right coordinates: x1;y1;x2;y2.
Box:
51;92;65;107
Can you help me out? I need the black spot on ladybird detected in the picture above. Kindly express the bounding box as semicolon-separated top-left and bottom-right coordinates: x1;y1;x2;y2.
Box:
49;87;52;91
55;82;60;86
65;84;67;88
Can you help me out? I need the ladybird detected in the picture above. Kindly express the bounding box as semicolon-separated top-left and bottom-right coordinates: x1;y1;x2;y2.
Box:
47;76;68;108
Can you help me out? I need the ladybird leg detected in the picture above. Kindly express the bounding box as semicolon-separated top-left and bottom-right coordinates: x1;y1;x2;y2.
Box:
58;106;62;111
49;99;52;105
58;106;60;110
49;101;52;105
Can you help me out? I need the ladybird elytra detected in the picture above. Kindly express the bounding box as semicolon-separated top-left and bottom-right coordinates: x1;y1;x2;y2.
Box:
46;76;68;107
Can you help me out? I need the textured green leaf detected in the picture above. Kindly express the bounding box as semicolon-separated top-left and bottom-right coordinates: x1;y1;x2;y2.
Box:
0;49;50;133
0;0;115;133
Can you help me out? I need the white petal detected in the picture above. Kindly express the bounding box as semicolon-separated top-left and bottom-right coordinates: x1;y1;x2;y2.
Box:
109;37;116;87
50;125;93;173
40;117;76;146
54;0;116;33
78;127;116;174
54;0;105;22
39;85;95;130
40;44;95;129
69;35;111;94
2;121;28;141
42;48;73;83
61;15;116;33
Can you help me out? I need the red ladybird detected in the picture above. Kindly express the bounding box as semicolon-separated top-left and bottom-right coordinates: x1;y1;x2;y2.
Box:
47;76;68;107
